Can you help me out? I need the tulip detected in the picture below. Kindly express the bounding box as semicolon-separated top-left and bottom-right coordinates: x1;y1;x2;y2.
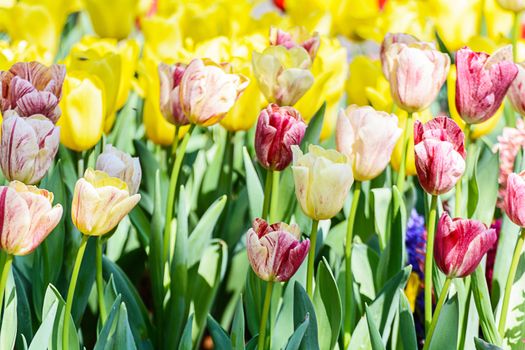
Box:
434;212;497;278
0;61;65;123
71;168;141;236
158;62;188;126
291;144;353;221
246;218;310;282
455;45;518;124
84;0;138;39
252;46;314;106
383;41;450;112
0;181;62;256
96;145;142;195
57;72;105;151
0;111;59;185
179;59;249;126
414;116;466;196
269;27;320;60
496;0;525;12
380;32;419;79
508;62;525;116
336;105;402;181
255;104;306;171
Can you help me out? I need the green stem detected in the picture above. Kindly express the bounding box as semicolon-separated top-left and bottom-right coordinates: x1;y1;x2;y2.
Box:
261;169;273;219
269;171;280;222
96;237;107;323
458;277;471;350
163;124;195;264
0;254;13;310
423;277;452;350
498;227;525;337
63;235;89;350
306;220;319;298
424;195;438;334
396;112;413;193
258;281;274;350
171;125;180;156
512;11;520;63
343;181;362;347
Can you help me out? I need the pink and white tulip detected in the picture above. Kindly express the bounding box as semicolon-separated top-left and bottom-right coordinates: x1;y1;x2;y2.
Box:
269;27;320;60
96;144;142;195
380;32;420;79
508;62;525;116
246;218;310;282
455;46;518;124
414;116;466;195
0;181;62;256
435;212;497;278
504;171;525;227
0;110;59;185
255;104;306;171
336;105;402;181
158;62;189;126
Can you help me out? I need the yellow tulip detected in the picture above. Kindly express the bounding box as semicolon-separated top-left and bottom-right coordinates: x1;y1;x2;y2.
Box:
346;56;383;107
405;272;421;312
295;36;347;140
57;72;106;151
485;0;513;39
84;0;139;39
0;40;53;70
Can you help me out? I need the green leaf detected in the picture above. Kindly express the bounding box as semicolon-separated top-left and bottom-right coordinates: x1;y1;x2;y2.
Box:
472;146;499;225
245;269;263;337
94;295;122;349
178;314;194;350
0;271;17;350
242;147;263;220
285;314;310;350
300;102;326;151
230;296;245;350
149;170;165;327
293;282;320;350
313;258;342;350
428;294;459;350
28;296;58;350
471;267;502;346
467;143;482;218
371;188;392;250
366;304;386;350
474;338;503;350
206;315;233;350
128;206;150;248
94;296;137;350
13;268;33;346
187;195;227;267
398;292;417;350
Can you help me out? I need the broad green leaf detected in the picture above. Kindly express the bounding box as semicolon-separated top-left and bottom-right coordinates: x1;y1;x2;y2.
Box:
285;314;310;350
398;291;417;350
474;338;504;350
293;282;319;350
178;315;194;350
128;206;151;248
0;271;17;350
94;295;122;349
352;243;379;302
371;188;392;250
28;298;58;350
471;267;501;346
242;147;263;220
428;294;459;350
245;269;263;337
467;143;482;218
472;146;499;225
149;170;165;326
231;296;245;350
366;304;386;350
94;297;137;350
13;268;32;346
300;102;326;151
207;315;233;350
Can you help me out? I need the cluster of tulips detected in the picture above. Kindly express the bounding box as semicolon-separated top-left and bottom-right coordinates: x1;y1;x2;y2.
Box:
2;0;525;349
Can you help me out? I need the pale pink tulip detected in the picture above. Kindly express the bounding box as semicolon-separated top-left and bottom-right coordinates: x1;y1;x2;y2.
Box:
96;144;142;195
504;171;525;227
508;62;525;116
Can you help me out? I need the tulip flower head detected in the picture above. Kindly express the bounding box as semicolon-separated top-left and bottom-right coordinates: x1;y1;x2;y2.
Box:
0;181;62;256
96;144;142;195
455;46;518;124
179;58;249;126
414;116;466;195
384;40;450;112
504;171;525;227
269;27;320;60
435;212;497;278
252;45;314;106
0;110;59;185
158;62;189;126
255;104;306;171
246;218;310;282
292;145;353;220
72;169;141;236
336;105;402;181
0;61;65;123
508;62;525;116
496;0;525;12
380;32;420;79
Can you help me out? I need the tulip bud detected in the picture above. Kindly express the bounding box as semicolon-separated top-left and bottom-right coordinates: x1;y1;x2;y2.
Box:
252;46;314;106
158;62;189;126
496;0;525;12
72;169;141;236
435;212;497;278
414;116;466;195
455;46;518;124
336;105;402;181
292;145;353;220
0;181;62;256
384;41;450;112
504;171;525;227
255;104;306;171
0;61;65;123
0;111;59;184
247;218;310;282
508;62;525;116
179;58;249;126
269;27;320;60
380;32;420;79
96;144;142;195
